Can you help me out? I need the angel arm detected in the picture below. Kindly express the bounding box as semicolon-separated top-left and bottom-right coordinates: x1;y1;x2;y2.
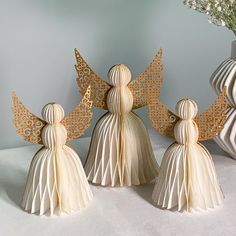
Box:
74;49;112;110
195;87;228;141
61;86;93;141
12;92;46;144
148;98;179;138
128;49;164;109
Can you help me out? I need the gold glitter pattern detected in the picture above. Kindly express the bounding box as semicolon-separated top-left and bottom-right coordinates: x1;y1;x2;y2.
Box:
75;48;164;110
195;87;228;141
128;49;164;109
12;92;46;144
148;99;179;138
148;87;228;141
62;86;93;141
74;49;112;110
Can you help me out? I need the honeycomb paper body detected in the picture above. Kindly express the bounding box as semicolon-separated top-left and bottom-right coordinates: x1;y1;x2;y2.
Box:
75;49;164;187
149;92;228;212
85;65;159;186
22;132;93;215
12;88;93;216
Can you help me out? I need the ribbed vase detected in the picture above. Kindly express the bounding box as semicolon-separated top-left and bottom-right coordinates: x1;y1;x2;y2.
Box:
210;41;236;159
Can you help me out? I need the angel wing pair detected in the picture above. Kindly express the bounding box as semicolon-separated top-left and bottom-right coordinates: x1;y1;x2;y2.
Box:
12;87;93;215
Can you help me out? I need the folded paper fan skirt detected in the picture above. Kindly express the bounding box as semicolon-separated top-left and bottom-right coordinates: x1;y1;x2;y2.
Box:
152;143;224;212
22;146;93;215
84;112;159;187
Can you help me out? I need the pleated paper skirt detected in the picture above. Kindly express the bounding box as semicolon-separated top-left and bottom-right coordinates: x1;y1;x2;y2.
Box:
85;112;159;187
22;146;93;215
152;143;224;212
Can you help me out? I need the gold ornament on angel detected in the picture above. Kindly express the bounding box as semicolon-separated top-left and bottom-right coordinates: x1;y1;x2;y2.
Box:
75;49;164;187
12;87;93;216
148;88;228;212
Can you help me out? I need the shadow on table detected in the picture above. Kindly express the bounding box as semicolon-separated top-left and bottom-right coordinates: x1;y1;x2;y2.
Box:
0;163;26;209
132;183;155;206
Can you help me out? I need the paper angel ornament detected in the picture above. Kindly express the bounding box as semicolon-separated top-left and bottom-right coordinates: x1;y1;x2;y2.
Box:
148;88;227;212
75;49;164;187
12;87;93;215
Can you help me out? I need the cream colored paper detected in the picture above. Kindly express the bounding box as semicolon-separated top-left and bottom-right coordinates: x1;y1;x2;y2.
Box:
12;88;93;215
74;49;163;187
84;64;159;186
149;94;227;212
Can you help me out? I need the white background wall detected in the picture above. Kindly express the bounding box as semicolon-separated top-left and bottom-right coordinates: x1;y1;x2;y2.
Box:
0;0;234;149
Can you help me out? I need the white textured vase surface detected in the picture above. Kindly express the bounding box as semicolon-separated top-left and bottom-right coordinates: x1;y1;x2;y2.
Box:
152;99;223;212
84;64;159;187
22;104;93;215
210;41;236;159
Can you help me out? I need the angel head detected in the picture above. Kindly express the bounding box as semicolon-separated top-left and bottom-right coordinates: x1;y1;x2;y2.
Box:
176;99;198;120
108;64;132;86
42;103;65;124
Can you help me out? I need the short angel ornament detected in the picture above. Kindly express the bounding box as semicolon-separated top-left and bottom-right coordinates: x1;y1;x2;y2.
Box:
148;88;227;212
12;87;93;216
75;49;164;187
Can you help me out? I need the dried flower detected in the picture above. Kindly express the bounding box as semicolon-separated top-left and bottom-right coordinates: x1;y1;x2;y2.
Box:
183;0;236;36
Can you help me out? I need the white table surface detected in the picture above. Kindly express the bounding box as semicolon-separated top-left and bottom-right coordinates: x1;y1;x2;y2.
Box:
1;129;236;236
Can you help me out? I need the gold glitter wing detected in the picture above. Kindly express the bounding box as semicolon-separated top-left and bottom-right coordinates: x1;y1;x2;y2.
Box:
12;92;46;144
148;98;179;138
128;49;164;109
61;86;93;141
74;49;112;110
195;87;228;141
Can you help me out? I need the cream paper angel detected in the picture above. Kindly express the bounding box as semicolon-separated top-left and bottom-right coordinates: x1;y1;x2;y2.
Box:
148;88;228;212
74;49;164;187
12;87;93;215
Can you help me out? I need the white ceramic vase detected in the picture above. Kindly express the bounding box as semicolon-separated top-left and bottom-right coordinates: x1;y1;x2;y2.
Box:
210;41;236;159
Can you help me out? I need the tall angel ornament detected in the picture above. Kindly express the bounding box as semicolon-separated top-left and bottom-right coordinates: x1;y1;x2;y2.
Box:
75;49;164;187
148;88;227;212
12;87;93;216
